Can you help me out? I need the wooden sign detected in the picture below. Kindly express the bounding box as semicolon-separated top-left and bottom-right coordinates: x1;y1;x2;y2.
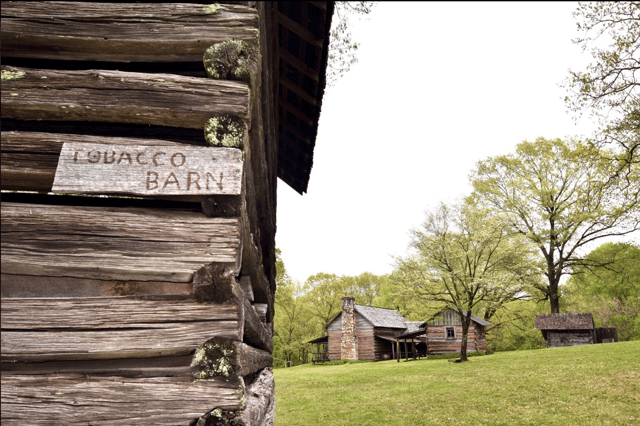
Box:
52;143;243;196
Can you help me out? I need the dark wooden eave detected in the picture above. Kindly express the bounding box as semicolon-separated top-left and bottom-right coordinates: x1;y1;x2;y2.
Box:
307;335;328;344
275;1;333;194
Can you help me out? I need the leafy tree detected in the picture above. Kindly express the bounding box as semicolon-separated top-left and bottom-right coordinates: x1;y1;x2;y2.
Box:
342;272;387;306
571;242;640;300
486;300;547;352
302;272;349;331
471;137;640;313
562;2;639;164
393;200;540;361
327;1;376;86
375;272;435;320
273;249;314;366
565;242;640;340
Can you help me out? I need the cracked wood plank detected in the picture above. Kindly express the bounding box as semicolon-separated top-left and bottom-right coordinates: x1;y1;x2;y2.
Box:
1;297;243;362
1;202;242;282
1;66;249;129
1;2;259;62
1;374;244;425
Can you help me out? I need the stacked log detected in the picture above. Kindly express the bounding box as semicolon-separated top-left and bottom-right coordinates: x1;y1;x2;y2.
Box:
1;2;279;424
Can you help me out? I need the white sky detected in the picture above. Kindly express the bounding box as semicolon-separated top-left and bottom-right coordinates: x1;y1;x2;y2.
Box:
275;2;604;284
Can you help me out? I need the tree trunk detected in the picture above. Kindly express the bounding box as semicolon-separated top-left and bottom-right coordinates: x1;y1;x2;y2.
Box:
459;314;471;362
459;329;469;362
548;276;561;313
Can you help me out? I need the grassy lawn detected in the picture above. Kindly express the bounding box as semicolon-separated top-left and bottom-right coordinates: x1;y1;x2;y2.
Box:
274;341;640;425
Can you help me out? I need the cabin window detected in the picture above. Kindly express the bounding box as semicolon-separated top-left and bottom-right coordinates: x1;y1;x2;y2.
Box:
446;327;455;339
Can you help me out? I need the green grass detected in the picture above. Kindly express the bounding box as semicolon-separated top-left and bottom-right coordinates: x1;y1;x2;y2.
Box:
274;341;640;425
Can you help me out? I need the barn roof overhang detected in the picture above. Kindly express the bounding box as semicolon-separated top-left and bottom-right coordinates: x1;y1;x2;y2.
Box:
274;1;334;194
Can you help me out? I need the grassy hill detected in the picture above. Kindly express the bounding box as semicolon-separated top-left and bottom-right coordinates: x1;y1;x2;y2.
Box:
274;341;640;425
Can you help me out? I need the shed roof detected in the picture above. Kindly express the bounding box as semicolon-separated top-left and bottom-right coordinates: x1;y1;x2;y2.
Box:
426;308;492;327
457;309;492;327
534;313;595;331
405;321;426;334
396;322;427;339
354;305;410;329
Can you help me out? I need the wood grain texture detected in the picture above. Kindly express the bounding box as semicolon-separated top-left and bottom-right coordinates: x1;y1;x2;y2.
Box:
1;66;249;128
242;297;273;353
1;296;238;330
1;323;240;362
1;355;195;378
1;297;242;361
1;374;244;425
1;202;242;282
234;368;276;426
1;2;259;62
0;274;193;298
52;142;242;196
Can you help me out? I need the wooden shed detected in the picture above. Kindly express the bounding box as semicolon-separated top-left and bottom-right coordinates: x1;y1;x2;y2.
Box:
534;313;597;348
1;2;333;424
423;308;491;355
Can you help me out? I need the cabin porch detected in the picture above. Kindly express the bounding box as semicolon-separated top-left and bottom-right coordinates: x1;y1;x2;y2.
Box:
309;336;330;364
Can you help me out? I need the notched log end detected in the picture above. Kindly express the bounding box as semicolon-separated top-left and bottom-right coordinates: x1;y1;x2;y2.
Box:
203;39;258;84
195;408;241;426
204;116;246;149
191;337;236;379
192;264;240;303
194;368;275;426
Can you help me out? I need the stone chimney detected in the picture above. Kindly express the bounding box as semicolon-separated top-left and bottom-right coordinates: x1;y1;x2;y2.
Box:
340;296;358;360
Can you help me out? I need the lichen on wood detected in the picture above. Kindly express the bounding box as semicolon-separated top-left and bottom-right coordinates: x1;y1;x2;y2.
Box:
203;39;258;83
1;69;26;81
191;337;237;379
203;4;225;15
205;116;246;149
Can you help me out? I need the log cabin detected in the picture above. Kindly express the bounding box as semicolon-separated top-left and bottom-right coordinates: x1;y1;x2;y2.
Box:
423;308;490;355
1;2;333;425
315;297;490;362
325;296;427;361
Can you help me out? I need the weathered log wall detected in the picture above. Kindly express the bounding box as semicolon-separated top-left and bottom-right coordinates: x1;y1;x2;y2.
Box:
1;2;281;424
327;318;342;361
425;325;486;354
2;202;242;282
356;313;376;361
1;2;260;63
1;67;249;127
547;330;595;348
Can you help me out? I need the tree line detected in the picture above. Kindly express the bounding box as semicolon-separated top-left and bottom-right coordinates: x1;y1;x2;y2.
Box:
273;2;639;365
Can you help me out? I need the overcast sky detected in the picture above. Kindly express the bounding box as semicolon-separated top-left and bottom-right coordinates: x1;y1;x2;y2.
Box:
275;2;607;284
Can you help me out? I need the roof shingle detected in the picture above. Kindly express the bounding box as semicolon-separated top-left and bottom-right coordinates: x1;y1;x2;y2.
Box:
354;305;409;329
